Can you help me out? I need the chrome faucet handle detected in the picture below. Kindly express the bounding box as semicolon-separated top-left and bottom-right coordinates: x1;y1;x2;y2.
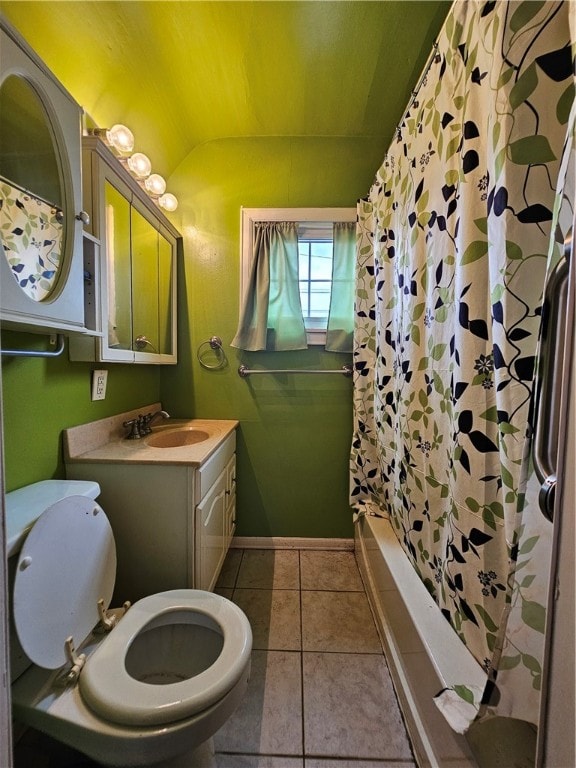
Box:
122;418;142;439
140;413;154;435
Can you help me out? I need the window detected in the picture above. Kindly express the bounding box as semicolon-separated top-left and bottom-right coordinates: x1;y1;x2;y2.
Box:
297;222;333;332
240;208;355;345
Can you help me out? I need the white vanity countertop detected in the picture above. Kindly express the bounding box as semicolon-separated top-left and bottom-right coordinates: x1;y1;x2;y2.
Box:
64;404;238;466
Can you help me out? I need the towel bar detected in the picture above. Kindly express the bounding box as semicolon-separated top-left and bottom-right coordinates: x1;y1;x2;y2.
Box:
238;364;352;378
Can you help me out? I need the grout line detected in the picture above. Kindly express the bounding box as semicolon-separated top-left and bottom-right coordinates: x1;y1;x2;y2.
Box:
298;548;307;758
237;548;245;589
302;649;386;657
231;547;244;594
230;586;364;592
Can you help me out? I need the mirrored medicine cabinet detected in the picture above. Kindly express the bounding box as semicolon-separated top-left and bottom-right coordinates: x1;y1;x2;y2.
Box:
68;136;179;365
0;18;88;334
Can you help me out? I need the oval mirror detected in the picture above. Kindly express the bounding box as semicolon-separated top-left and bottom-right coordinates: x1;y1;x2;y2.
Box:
0;74;66;302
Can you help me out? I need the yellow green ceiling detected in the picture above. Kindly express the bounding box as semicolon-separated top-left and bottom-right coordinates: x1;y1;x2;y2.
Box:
1;1;451;178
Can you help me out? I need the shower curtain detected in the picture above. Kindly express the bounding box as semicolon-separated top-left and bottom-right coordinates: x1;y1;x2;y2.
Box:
351;0;575;731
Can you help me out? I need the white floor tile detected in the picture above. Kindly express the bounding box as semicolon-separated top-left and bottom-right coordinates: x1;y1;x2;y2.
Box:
214;650;303;755
217;756;304;767
302;590;382;653
232;588;301;650
303;652;412;760
300;550;364;591
306;761;415;768
237;549;300;589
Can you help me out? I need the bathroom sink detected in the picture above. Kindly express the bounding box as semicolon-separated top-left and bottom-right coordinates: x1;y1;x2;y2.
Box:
146;429;210;448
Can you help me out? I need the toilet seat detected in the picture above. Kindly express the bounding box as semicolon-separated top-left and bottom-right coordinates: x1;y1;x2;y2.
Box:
13;493;252;730
10;482;253;766
13;495;116;670
79;589;252;726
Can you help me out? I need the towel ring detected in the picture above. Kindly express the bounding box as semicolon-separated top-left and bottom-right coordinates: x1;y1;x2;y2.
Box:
197;336;227;370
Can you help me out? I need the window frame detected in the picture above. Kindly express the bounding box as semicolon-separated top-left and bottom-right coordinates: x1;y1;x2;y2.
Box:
240;207;356;345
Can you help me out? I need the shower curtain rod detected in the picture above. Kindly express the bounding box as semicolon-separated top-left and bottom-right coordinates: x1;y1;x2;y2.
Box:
396;41;440;136
238;364;352;378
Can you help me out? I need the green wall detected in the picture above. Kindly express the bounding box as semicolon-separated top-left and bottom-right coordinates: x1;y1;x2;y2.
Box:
1;136;381;537
2;138;383;537
1;330;160;491
161;136;385;538
0;2;450;537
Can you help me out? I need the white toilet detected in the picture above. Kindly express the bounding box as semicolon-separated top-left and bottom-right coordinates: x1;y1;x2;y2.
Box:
7;480;252;767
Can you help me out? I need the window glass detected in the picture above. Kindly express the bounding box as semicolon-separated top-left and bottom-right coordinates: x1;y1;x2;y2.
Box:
299;238;334;326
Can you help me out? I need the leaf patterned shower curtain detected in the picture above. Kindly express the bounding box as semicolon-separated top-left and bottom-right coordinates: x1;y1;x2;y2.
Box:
351;0;575;731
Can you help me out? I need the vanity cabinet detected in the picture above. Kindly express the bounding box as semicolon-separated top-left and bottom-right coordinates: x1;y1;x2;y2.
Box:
65;430;236;602
225;455;237;542
196;448;237;591
0;20;89;334
68;137;180;364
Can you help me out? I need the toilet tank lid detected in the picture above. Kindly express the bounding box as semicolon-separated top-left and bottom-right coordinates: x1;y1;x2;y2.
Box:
6;479;101;557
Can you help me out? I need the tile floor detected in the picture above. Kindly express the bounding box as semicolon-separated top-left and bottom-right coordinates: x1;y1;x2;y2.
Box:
211;548;415;767
14;548;416;768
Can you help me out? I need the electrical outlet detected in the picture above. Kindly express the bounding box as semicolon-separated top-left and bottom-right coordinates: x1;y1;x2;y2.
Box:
91;370;108;401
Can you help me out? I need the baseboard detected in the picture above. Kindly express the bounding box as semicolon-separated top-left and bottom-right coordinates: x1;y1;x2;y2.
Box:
231;536;354;551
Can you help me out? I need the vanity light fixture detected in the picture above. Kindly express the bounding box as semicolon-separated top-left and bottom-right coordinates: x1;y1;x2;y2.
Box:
144;173;166;197
106;124;134;154
158;193;178;211
127;152;152;179
90;122;178;213
90;124;135;155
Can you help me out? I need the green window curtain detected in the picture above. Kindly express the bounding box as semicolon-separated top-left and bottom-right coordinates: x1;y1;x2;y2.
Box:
325;221;355;353
231;221;307;351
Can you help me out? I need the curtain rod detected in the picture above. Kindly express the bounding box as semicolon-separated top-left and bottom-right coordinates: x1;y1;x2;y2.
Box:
238;364;352;378
0;173;62;212
396;41;441;138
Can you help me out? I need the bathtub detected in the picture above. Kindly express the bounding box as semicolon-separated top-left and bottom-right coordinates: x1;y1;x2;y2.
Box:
354;511;537;768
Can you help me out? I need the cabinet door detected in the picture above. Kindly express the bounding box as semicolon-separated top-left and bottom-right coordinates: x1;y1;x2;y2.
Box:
69;137;179;365
225;455;236;545
132;217;177;363
195;469;227;592
0;21;86;333
103;180;133;354
131;202;159;355
158;228;175;357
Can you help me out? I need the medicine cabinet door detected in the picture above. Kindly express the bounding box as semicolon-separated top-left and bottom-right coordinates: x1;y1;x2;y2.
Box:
68;135;179;364
131;202;177;364
104;180;133;356
0;21;87;333
157;229;175;357
131;202;160;357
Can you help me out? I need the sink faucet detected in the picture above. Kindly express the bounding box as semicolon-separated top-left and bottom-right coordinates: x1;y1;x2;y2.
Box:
140;409;170;435
123;409;170;439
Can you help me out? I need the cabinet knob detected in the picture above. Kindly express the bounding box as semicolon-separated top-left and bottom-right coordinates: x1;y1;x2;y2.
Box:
134;335;157;351
76;210;90;225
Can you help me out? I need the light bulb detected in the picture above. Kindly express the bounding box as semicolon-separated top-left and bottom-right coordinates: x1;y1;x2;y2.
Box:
158;193;178;211
127;152;152;179
106;124;134;154
144;173;166;196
